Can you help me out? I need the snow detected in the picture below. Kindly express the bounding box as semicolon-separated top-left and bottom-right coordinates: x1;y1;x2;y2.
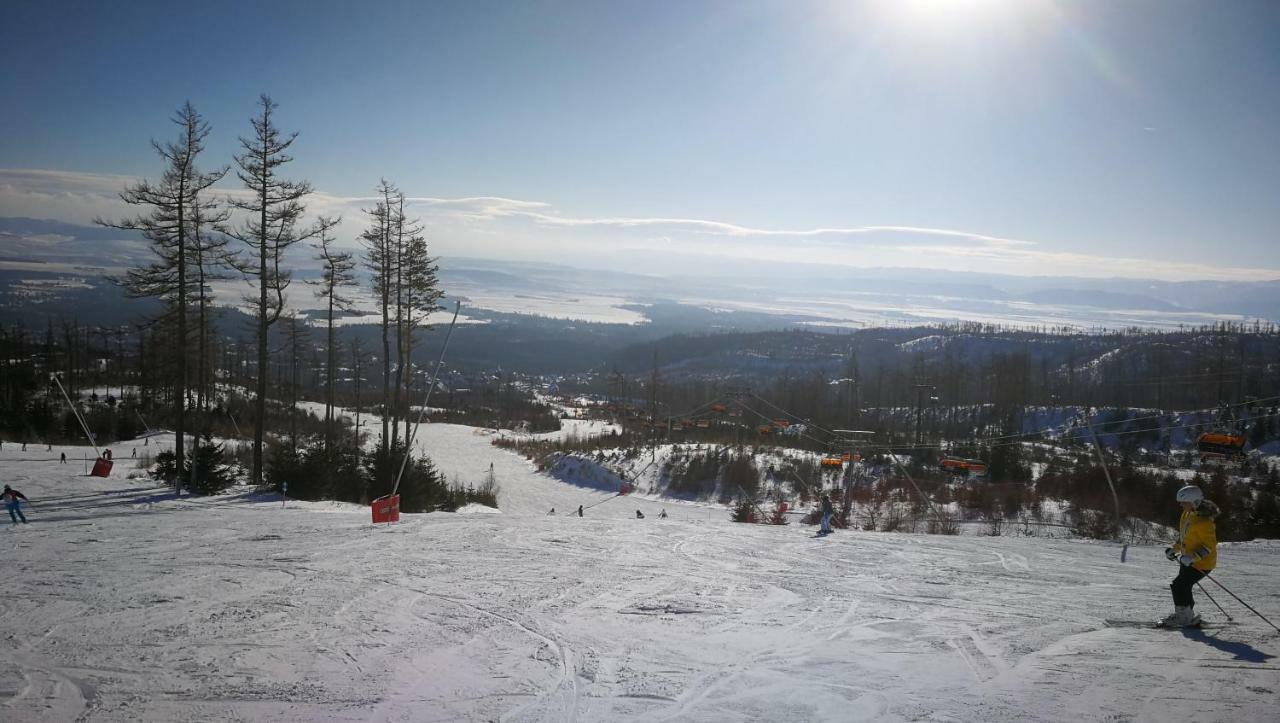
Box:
2;438;1279;722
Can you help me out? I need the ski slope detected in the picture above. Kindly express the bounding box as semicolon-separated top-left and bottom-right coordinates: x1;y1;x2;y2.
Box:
1;435;1278;722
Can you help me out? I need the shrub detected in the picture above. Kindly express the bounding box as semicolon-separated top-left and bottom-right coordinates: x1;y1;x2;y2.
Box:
730;498;756;523
927;512;960;535
152;435;237;495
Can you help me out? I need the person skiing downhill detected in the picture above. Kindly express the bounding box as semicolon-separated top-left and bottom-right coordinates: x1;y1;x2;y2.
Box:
1161;484;1219;627
819;493;834;535
3;485;29;524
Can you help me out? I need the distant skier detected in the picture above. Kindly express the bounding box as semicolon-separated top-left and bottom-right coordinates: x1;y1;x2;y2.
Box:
819;493;834;535
60;452;66;464
635;510;645;519
547;507;555;516
1161;485;1219;627
3;485;29;524
659;508;668;519
132;448;137;459
577;505;583;517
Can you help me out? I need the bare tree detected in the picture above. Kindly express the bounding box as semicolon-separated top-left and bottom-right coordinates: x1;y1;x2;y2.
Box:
310;217;355;455
360;180;397;456
284;312;310;452
399;226;444;420
97;102;225;480
351;337;370;469
189;177;232;418
221;95;318;485
391;191;410;449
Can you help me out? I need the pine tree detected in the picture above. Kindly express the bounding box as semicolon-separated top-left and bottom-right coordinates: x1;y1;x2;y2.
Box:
310;216;354;457
189;181;232;419
222;95;319;485
360;180;397;456
398;216;444;432
97;102;226;483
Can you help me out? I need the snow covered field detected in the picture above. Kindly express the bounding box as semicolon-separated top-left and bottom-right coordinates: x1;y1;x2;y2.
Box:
2;434;1278;722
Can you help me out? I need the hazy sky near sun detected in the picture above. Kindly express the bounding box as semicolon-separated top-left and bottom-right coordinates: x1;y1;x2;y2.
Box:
2;0;1278;282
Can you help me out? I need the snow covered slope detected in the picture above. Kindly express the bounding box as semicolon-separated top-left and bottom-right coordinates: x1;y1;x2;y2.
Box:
1;440;1278;722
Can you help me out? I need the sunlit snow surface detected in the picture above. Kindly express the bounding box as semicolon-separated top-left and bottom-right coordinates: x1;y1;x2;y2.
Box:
2;432;1278;722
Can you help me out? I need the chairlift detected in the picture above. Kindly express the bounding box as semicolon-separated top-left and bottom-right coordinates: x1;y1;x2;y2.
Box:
1195;431;1245;459
1195;403;1247;461
940;457;987;477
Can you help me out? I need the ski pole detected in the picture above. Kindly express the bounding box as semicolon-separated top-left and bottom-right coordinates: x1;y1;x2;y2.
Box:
1195;582;1232;622
1204;573;1279;633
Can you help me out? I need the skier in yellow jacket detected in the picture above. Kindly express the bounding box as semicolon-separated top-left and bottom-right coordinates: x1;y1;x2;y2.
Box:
1162;484;1219;627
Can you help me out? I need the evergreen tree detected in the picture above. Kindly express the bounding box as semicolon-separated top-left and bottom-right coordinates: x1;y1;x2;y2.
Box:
98;102;225;483
310;217;354;457
222;95;319;485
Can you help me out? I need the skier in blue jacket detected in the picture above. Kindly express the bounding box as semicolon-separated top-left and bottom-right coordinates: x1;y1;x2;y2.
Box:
3;485;29;524
819;493;834;534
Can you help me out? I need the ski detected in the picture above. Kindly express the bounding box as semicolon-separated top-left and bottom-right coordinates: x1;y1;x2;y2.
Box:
1104;618;1233;630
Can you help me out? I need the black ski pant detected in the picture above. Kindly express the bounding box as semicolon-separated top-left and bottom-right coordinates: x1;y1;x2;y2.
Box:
1170;565;1207;608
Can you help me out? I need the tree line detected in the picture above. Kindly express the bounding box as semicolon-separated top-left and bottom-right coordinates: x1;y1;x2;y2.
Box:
69;97;443;495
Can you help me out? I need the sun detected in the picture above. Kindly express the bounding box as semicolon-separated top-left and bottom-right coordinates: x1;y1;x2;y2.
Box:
893;0;1009;25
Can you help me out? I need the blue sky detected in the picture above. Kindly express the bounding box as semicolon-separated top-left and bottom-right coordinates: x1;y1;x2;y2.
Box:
2;0;1278;281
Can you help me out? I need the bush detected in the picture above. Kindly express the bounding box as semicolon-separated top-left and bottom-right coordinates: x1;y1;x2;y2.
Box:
267;440;367;503
152;450;178;483
730;498;756;523
366;439;448;513
766;501;789;525
927;512;960;535
187;436;237;495
1070;508;1117;540
152;435;237;495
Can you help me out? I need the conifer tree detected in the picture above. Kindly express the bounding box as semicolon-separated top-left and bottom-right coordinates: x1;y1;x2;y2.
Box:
311;217;354;455
222;95;318;485
360;180;397;456
98;102;225;482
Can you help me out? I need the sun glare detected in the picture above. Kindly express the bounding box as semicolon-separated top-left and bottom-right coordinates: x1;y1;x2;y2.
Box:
900;0;1005;19
871;0;1037;32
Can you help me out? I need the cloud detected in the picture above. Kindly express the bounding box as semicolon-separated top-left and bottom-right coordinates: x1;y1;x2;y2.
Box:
517;211;1036;248
1;167;1275;284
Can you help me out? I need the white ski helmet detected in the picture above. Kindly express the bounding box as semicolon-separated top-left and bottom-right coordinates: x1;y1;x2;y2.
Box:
1176;485;1204;504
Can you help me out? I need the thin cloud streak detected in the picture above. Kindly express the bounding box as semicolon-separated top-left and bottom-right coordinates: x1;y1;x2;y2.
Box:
0;168;1275;283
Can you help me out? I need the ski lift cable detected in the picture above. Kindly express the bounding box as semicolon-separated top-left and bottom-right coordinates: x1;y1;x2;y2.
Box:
885;452;943;521
661;397;734;424
737;387;1279;458
978;393;1278;447
391;301;461;499
734;398;840;450
685;377;1280;467
746;393;843;438
50;373;102;459
870;393;1280;451
862;409;1280;455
